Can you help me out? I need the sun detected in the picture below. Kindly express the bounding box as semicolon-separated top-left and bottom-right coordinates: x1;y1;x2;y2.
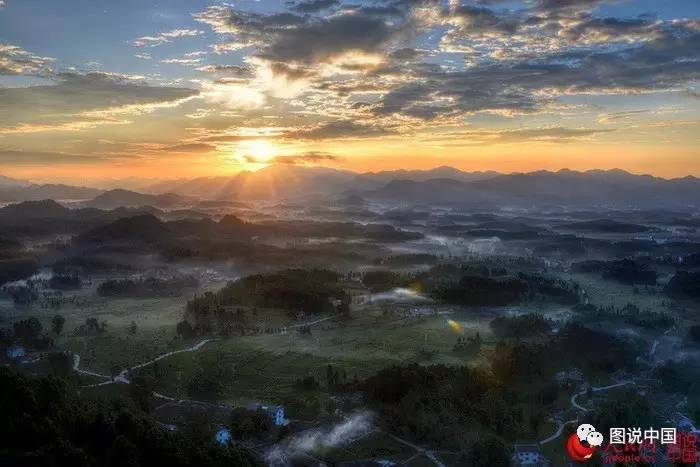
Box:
238;139;275;163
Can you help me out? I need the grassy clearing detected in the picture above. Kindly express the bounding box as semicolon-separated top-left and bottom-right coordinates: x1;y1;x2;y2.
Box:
320;431;414;463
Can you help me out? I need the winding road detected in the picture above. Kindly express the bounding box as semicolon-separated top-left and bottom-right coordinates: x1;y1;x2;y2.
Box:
383;431;447;467
570;380;634;412
75;339;216;388
539;419;579;445
72;312;342;389
540;325;675;445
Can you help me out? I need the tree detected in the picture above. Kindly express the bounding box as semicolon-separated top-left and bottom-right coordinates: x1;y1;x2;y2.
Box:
47;351;73;378
688;325;700;344
13;317;42;341
176;320;195;339
52;314;66;336
296;374;320;391
129;374;156;411
0;367;261;466
339;296;351;315
459;435;511;467
230;407;272;439
326;364;337;388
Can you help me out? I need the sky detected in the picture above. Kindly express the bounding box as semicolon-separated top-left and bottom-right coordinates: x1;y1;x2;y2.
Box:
0;0;698;183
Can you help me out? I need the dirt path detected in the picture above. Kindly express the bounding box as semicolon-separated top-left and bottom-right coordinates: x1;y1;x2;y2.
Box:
75;339;216;388
539;419;579;445
382;431;447;467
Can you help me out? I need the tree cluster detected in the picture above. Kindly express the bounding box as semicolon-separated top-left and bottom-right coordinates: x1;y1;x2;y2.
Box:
0;368;260;466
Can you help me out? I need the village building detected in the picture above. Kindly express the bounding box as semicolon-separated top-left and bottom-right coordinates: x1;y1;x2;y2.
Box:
512;444;549;466
6;344;25;360
215;427;231;445
555;368;584;388
246;402;289;426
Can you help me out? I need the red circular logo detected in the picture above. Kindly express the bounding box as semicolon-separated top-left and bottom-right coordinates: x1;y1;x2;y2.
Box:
566;432;597;462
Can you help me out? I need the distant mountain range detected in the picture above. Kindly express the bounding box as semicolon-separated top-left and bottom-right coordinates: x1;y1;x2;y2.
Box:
0;175;31;188
363;169;700;208
1;166;699;208
84;189;196;209
356;166;500;184
0;183;102;202
0;199;202;236
137;165;502;199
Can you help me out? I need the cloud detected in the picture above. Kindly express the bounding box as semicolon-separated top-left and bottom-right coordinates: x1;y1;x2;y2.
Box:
0;72;198;132
133;29;203;47
389;47;425;61
0;149;134;165
256;151;341;165
534;0;612;13
447;5;519;35
597;110;649;124
195;5;410;65
290;0;340;13
159;142;217;153
196;64;255;77
191;0;699;127
432;126;613;145
285;120;397;140
0;43;53;75
371;19;700;120
161;57;202;65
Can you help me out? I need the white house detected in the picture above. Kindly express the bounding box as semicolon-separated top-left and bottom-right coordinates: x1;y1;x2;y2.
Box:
215;427;231;445
247;402;289;426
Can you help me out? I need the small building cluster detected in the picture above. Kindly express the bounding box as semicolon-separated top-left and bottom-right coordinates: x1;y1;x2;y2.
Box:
512;444;549;466
555;367;585;389
246;402;289;426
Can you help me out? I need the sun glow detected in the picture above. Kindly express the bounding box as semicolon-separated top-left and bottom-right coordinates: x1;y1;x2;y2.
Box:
237;139;276;163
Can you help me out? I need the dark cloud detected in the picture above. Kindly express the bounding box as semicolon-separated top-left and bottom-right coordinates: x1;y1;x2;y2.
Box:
285;120;396;140
373;21;700;119
196;64;255;77
261;13;397;63
560;16;658;42
159;142;217;152
389;47;424;61
0;149;134;165
449;5;519;34
535;0;610;13
193;1;698;129
246;151;341;165
0;72;198;129
268;62;315;80
290;0;340;14
196;4;418;66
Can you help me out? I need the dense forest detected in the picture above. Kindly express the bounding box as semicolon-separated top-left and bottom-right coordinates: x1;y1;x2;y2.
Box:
185;269;344;334
665;271;700;300
360;323;640;458
98;276;199;298
572;258;657;285
0;368;260;467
